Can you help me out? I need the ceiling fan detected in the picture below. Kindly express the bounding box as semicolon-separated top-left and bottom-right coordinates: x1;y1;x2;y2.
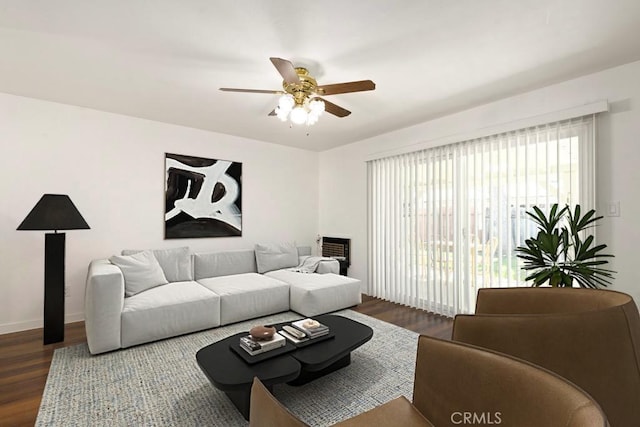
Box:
220;57;376;125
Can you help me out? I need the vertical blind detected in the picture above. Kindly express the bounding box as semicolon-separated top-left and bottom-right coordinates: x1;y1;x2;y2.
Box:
367;115;595;316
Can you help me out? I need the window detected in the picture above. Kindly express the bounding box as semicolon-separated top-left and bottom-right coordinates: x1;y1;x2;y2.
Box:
367;116;595;316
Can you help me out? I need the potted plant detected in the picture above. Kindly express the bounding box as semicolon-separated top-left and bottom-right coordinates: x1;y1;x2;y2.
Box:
515;204;615;288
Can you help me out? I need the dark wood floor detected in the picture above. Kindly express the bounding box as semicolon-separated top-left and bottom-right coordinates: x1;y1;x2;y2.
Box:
352;295;453;339
0;295;452;426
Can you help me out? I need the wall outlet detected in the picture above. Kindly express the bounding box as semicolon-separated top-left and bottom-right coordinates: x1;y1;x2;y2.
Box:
607;201;620;217
65;286;70;298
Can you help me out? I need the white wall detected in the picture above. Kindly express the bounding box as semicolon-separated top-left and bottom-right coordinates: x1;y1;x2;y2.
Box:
320;60;640;303
0;93;319;334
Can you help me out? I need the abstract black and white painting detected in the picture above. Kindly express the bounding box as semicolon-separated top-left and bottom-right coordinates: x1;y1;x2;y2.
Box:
165;153;242;238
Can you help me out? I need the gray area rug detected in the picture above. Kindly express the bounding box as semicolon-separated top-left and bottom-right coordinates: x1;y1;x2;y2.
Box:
36;310;419;426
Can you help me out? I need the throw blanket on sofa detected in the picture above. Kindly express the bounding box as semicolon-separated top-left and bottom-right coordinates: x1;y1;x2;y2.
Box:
289;256;336;273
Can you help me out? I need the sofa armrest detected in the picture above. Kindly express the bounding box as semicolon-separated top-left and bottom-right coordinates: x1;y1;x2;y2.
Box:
85;259;124;354
296;256;340;274
316;259;339;274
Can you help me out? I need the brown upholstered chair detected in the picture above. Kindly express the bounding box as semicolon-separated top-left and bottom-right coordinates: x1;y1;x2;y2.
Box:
249;335;607;426
249;377;308;427
452;287;640;427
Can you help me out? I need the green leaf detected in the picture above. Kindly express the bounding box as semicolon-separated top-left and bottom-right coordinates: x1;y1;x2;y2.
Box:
515;203;615;289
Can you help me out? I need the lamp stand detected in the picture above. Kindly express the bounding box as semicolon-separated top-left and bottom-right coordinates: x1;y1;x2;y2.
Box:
44;232;65;344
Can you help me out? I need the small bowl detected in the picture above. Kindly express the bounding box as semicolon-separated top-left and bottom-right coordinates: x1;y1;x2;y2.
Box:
250;325;276;341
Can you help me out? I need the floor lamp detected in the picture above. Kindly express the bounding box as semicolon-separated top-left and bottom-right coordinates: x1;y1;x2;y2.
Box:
17;194;90;344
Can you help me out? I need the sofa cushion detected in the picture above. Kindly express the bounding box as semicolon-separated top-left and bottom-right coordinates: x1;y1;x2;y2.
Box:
265;270;362;317
197;273;290;325
255;242;298;274
122;246;193;282
121;281;220;348
194;249;257;280
109;250;168;297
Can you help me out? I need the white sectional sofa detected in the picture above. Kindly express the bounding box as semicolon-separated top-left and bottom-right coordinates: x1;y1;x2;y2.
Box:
84;244;361;355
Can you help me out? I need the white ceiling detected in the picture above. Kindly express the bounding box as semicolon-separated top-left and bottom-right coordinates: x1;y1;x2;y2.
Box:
1;1;640;151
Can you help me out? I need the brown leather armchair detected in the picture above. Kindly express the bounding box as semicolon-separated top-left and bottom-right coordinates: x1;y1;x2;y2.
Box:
452;287;640;427
249;335;607;426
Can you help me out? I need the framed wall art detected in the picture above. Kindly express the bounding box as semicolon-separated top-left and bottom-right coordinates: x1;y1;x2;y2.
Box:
165;153;242;238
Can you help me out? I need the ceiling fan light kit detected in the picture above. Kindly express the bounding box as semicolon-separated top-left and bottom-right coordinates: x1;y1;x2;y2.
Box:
275;94;325;125
220;57;376;127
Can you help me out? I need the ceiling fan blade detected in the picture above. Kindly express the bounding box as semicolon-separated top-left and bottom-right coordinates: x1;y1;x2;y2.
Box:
318;98;351;117
317;80;376;96
219;88;283;94
269;57;300;85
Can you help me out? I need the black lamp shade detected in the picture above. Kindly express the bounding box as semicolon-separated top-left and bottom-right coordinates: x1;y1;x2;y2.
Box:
17;194;90;231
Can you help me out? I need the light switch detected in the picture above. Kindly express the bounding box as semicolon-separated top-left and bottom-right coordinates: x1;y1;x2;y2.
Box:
607;201;620;217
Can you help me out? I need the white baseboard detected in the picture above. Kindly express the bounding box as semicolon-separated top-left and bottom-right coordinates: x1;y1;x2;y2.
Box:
0;312;84;335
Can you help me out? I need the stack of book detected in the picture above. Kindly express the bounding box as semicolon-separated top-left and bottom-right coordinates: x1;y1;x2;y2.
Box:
239;331;286;355
291;318;330;339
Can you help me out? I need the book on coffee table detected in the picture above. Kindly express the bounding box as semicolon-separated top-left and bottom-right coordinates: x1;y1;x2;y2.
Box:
279;329;310;344
239;331;286;355
280;328;335;347
291;319;330;339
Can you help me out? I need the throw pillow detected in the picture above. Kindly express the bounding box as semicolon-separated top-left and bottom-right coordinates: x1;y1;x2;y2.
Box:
121;246;193;282
109;250;168;297
255;242;299;274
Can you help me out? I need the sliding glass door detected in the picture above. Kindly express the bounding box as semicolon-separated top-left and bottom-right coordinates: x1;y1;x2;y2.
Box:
367;116;594;316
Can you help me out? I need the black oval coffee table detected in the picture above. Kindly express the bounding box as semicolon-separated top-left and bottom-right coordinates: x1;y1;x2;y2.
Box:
196;314;373;420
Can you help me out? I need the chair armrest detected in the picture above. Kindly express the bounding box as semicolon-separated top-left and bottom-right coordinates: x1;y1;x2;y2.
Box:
84;260;124;354
250;377;308;427
412;335;608;427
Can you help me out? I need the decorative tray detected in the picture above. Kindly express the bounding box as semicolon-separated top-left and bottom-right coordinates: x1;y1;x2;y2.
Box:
229;340;296;364
278;329;336;348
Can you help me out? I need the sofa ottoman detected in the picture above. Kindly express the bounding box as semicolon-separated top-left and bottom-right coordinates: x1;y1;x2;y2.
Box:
198;273;290;325
121;280;220;348
264;270;362;316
